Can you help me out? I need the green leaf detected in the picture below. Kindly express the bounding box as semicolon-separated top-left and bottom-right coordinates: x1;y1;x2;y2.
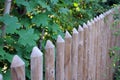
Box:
3;69;11;80
102;0;107;2
25;2;35;13
2;14;18;24
4;53;13;63
50;0;58;4
18;28;39;46
48;23;61;32
32;14;50;26
38;1;51;11
0;47;6;58
59;8;69;14
6;23;21;34
0;14;21;34
0;30;2;34
0;47;13;62
15;0;26;5
16;0;36;13
20;18;31;28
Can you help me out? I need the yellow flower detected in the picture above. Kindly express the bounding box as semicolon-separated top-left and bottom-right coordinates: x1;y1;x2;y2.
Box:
76;7;80;11
30;16;33;19
73;3;79;7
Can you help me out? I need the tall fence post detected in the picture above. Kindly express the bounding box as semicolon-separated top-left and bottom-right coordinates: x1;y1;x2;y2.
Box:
45;40;55;80
11;55;25;80
87;20;93;80
64;31;72;80
71;28;79;80
93;17;98;80
97;16;102;80
31;46;43;80
100;14;107;80
78;25;84;80
83;23;89;80
56;35;65;80
91;19;96;80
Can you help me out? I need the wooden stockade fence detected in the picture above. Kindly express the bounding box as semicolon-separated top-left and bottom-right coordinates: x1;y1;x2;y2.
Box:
1;8;120;80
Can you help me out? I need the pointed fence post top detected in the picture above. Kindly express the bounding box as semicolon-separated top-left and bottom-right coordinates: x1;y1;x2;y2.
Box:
103;12;107;16
83;23;88;28
97;16;101;21
94;17;98;22
87;20;92;26
106;11;110;15
73;28;78;34
78;25;83;31
100;14;105;19
65;31;72;38
57;35;64;43
90;19;94;24
45;40;54;49
11;55;25;68
96;16;100;20
31;46;43;57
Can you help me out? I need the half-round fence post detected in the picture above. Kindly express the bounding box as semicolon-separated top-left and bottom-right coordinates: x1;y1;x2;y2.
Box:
64;31;72;80
71;28;79;80
31;46;43;80
45;40;55;80
11;55;25;80
56;35;65;80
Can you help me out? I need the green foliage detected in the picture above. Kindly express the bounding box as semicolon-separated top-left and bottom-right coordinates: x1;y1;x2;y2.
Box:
0;14;21;34
0;0;119;79
18;29;39;46
32;14;50;26
110;6;120;80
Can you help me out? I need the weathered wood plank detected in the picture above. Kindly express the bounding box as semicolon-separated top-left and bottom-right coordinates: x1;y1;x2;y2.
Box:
83;23;89;80
31;46;43;80
78;25;84;80
45;40;55;80
11;55;25;80
56;35;65;80
71;28;79;80
64;31;72;80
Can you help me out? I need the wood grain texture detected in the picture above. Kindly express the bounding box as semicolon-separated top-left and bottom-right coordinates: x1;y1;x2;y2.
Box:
71;28;79;80
77;25;84;80
56;35;65;80
99;14;105;80
31;46;43;80
45;40;55;80
87;20;93;80
93;17;98;80
64;31;72;80
11;55;25;80
83;23;89;80
90;19;96;80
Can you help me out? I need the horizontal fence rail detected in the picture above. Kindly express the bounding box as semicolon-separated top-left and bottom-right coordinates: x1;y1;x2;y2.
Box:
1;8;120;80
